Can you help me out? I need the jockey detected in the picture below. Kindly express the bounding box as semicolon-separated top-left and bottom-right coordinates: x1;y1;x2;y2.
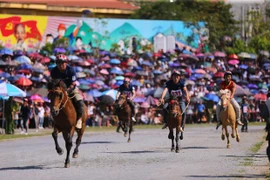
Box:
116;77;136;122
159;70;190;130
50;54;84;129
216;71;243;129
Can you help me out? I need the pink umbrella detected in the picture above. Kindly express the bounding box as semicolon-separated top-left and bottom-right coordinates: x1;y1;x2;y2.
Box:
100;69;109;75
228;59;240;65
214;51;226;57
195;69;206;74
30;94;44;103
40;57;50;64
196;53;204;57
101;56;110;61
140;102;150;108
99;63;111;69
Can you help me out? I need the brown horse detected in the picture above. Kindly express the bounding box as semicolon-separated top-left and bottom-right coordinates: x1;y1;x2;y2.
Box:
115;94;133;142
48;79;87;168
219;89;240;148
167;97;183;153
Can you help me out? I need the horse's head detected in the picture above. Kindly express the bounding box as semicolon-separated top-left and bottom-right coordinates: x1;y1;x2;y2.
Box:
47;79;67;116
219;89;231;110
116;94;128;108
168;97;180;113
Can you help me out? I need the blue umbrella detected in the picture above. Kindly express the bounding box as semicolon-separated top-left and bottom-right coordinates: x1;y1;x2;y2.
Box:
74;66;83;72
101;89;118;100
133;66;143;71
110;59;121;64
248;84;258;89
0;82;26;97
110;52;118;58
131;80;142;87
110;68;124;75
78;79;91;85
141;61;153;66
239;64;248;69
49;55;56;60
87;89;102;97
205;93;219;102
68;55;82;61
18;63;32;70
0;72;11;78
153;70;163;75
30;77;41;82
115;80;123;86
15;56;31;64
0;48;13;56
53;47;66;54
48;63;56;70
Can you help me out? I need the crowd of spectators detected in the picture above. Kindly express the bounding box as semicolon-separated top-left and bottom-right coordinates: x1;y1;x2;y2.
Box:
0;46;269;134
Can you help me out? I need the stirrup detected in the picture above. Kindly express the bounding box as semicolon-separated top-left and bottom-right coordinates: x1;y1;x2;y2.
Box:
237;120;243;126
76;119;82;129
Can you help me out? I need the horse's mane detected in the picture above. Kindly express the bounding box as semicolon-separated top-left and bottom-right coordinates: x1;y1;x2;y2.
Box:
48;79;67;91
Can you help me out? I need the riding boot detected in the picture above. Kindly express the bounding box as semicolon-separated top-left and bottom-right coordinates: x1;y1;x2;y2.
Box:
128;100;136;122
75;100;84;129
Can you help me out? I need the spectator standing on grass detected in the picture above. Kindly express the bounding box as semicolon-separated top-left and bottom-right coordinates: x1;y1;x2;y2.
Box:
20;99;31;135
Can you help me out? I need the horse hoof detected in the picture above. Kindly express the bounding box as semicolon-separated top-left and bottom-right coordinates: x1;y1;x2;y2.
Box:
124;133;127;137
236;137;240;142
127;139;131;143
64;163;70;168
171;148;175;152
73;153;78;158
175;149;179;153
57;149;64;155
221;135;225;141
227;144;230;149
231;134;235;138
180;135;183;140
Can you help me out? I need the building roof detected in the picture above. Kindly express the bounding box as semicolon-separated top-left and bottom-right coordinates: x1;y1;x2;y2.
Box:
0;0;139;10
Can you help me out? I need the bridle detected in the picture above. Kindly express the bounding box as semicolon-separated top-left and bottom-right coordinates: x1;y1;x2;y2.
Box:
48;89;69;112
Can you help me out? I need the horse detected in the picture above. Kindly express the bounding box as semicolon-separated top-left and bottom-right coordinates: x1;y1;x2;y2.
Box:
167;97;183;153
261;100;270;163
114;94;133;142
219;89;240;148
47;79;87;168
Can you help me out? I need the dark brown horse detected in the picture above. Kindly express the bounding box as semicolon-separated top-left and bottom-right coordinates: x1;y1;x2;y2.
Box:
48;79;87;168
115;94;133;142
167;98;183;153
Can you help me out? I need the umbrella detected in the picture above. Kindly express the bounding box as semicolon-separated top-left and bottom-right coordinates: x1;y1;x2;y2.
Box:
153;70;163;75
0;82;26;97
249;54;257;60
0;72;11;78
234;85;252;96
16;77;33;86
68;55;81;61
140;102;150;108
133;96;146;103
213;51;226;57
131;80;143;87
205;93;219;102
101;89;118;100
0;48;13;56
28;53;43;59
146;96;159;106
30;94;44;103
124;72;136;77
101;56;110;61
99;63;111;69
84;93;94;102
28;88;48;97
87;89;102;97
115;76;125;81
99;95;115;105
213;71;224;78
18;63;33;70
254;93;267;101
141;61;153;66
110;68;124;75
228;54;238;59
259;50;269;57
40;57;50;64
100;69;109;75
228;59;239;65
127;59;138;67
239;64;248;69
13;50;24;56
53;47;66;54
109;59;121;64
194;69;206;74
14;56;31;64
238;52;251;59
247;84;258;89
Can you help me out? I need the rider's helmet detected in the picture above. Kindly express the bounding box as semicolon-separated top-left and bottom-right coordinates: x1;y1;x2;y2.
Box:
56;54;68;63
124;77;131;82
224;71;232;77
172;70;181;76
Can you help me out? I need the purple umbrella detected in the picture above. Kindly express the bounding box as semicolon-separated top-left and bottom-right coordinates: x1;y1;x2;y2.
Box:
53;47;66;54
133;97;146;103
247;84;258;89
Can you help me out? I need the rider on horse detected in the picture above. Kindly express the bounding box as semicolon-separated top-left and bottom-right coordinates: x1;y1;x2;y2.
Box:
216;71;243;129
116;77;136;122
50;54;84;129
159;70;190;131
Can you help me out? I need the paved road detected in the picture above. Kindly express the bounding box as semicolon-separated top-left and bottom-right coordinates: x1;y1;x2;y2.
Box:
0;125;268;180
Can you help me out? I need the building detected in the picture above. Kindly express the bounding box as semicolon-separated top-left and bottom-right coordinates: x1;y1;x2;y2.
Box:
0;0;139;18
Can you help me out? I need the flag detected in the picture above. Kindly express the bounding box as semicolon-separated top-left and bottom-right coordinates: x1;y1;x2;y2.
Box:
0;16;21;36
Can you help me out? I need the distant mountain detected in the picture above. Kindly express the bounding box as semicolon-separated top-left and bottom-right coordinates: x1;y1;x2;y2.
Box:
109;22;142;43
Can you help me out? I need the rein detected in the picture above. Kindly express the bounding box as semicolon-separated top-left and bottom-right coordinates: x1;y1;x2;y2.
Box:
48;89;69;111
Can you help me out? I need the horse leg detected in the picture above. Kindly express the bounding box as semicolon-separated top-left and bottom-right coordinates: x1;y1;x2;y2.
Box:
235;125;240;142
52;127;63;155
231;123;236;138
127;122;132;143
168;129;175;151
221;126;225;140
63;131;73;168
73;126;82;158
175;128;180;153
225;126;230;148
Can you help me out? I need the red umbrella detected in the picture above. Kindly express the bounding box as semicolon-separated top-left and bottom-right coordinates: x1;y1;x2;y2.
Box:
254;93;267;101
16;77;33;86
228;54;239;59
40;57;50;64
28;53;43;59
124;72;136;77
17;69;31;74
213;71;224;78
